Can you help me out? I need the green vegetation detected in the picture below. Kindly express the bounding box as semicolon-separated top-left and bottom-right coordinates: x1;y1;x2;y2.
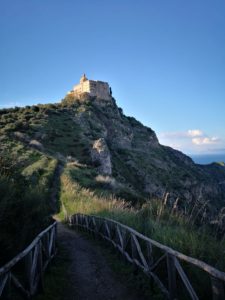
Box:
35;245;71;300
0;140;57;265
58;166;225;270
0;102;92;265
57;164;225;299
1;97;225;298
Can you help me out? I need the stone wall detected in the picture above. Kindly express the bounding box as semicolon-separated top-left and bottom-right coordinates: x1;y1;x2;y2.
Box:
73;80;90;95
73;77;111;100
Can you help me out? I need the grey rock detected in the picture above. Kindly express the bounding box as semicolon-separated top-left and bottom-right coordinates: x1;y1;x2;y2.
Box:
29;139;44;151
91;138;112;175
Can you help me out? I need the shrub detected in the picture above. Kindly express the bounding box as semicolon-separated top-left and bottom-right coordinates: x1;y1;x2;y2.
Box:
0;152;57;265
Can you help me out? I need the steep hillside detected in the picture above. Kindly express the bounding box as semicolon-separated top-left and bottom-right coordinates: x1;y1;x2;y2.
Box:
1;93;225;222
62;94;225;216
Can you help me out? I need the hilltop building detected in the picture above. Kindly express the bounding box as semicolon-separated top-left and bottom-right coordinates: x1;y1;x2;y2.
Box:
71;74;112;100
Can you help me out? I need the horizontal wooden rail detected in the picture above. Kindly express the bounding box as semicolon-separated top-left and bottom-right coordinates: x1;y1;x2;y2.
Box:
0;221;57;299
69;213;225;300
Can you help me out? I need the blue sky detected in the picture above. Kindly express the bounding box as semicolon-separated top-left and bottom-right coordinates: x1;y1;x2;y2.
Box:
0;0;225;155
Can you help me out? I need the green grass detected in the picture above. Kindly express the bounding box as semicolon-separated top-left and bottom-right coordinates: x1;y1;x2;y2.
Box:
0;139;58;265
58;167;225;269
1;101;225;298
56;165;225;299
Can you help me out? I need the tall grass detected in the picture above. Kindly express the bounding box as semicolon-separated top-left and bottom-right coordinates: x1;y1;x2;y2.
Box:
59;170;225;271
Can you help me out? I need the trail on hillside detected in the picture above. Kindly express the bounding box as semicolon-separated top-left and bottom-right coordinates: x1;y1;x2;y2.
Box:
50;162;64;213
57;222;144;300
50;163;146;299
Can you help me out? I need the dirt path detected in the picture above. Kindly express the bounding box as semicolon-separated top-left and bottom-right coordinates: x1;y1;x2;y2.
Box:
57;222;143;300
50;163;64;213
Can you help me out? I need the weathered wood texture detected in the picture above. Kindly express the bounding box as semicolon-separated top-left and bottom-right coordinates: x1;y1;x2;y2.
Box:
0;222;57;299
69;213;225;300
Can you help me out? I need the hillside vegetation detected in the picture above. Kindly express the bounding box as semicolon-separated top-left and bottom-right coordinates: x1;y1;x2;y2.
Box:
59;163;225;266
0;141;57;264
0;94;225;273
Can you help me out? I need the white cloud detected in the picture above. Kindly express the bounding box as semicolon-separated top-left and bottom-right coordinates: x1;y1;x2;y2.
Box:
192;137;220;145
187;129;203;137
158;129;224;154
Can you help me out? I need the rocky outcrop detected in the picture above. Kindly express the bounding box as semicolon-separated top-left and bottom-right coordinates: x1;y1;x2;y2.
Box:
3;92;223;216
91;138;112;175
14;132;44;152
29;140;44;151
65;96;225;211
14;131;30;143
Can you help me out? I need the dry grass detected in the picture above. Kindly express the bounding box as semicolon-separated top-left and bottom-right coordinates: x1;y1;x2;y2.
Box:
57;168;225;271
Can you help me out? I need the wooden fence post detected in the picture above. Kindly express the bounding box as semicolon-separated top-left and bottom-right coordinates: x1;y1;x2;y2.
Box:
131;234;138;260
38;241;44;293
25;251;33;294
53;226;57;255
147;241;153;267
167;253;177;300
44;233;50;259
69;214;225;300
0;222;57;299
131;234;138;275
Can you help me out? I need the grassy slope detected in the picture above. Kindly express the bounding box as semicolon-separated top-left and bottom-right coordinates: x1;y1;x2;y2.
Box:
0;101;224;299
59;165;225;269
57;165;225;299
0;140;57;264
1;102;224;262
0;102;93;264
0;107;58;264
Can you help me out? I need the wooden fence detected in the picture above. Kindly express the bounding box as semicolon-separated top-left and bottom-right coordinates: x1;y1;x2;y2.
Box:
0;221;57;299
69;213;225;300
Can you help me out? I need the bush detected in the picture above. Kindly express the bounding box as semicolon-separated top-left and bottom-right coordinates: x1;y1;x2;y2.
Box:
0;152;57;266
0;175;51;265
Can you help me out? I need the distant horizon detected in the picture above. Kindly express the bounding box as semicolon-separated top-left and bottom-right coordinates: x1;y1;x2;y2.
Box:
189;153;225;164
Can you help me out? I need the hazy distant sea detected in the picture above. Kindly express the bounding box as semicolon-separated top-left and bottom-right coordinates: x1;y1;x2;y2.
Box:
190;154;225;165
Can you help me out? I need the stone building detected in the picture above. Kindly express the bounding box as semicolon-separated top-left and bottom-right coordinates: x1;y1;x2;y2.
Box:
72;74;111;100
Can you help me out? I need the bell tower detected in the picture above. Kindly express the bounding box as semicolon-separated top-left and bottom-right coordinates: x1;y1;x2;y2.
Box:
80;73;88;83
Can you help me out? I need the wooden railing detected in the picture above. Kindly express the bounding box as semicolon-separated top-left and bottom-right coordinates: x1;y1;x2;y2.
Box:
69;213;225;300
0;221;57;299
